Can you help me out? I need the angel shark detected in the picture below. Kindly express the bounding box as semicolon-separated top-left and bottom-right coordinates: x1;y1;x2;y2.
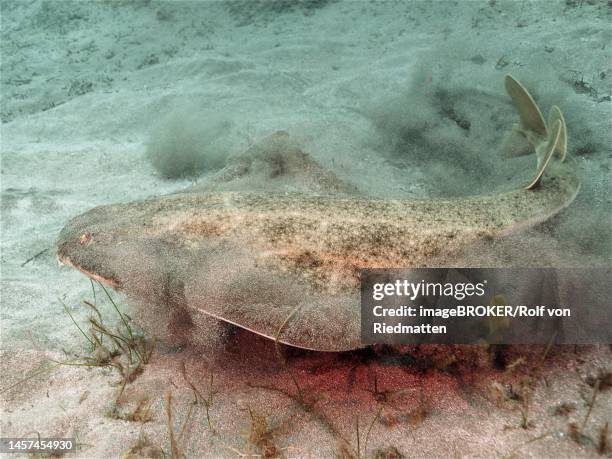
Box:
57;75;580;352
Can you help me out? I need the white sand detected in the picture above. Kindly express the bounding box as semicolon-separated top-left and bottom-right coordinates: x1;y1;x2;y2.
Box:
1;1;610;457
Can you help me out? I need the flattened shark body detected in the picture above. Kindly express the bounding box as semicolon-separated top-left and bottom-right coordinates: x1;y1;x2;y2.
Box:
57;76;580;352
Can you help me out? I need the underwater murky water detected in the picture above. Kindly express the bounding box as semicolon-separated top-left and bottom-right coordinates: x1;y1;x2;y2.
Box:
1;1;611;457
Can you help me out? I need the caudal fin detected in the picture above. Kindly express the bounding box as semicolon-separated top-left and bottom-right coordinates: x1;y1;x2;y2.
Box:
525;119;563;190
503;75;569;190
504;75;547;139
547;105;567;161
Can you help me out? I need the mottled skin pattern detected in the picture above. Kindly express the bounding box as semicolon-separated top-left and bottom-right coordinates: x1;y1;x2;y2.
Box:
56;75;580;351
56;157;579;351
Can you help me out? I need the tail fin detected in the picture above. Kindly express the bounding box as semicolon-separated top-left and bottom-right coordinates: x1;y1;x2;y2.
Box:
547;105;567;161
505;75;547;140
503;75;569;190
525;119;563;190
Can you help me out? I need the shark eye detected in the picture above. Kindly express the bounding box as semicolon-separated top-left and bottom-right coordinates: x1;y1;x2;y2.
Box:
79;232;92;245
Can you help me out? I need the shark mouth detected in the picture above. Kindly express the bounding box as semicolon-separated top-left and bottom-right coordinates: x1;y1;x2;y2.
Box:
57;253;121;289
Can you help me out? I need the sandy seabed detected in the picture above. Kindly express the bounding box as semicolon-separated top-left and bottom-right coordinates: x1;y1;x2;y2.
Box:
1;1;611;457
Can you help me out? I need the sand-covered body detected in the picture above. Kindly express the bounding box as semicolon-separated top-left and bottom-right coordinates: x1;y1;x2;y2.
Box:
57;75;582;351
57;156;579;351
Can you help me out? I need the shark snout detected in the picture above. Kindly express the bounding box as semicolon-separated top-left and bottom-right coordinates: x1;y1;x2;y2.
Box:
56;203;129;286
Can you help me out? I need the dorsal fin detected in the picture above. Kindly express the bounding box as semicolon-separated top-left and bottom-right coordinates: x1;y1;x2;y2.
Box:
505;75;547;139
547;105;567;161
525;119;562;190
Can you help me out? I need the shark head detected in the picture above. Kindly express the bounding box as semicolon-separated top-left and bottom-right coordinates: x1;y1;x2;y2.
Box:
57;201;131;288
